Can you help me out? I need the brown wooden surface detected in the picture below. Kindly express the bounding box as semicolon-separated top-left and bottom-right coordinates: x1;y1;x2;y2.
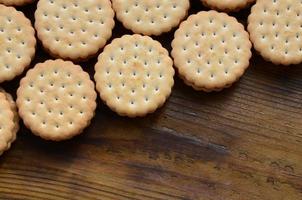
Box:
1;1;302;199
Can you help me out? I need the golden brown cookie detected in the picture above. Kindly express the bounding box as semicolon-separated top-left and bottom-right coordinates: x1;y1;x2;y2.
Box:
35;0;115;61
0;0;35;6
95;34;175;117
0;4;36;83
0;92;16;155
248;0;302;65
17;59;97;141
112;0;190;35
201;0;255;12
172;11;252;91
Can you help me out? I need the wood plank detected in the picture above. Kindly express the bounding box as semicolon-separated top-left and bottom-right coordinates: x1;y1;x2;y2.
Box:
0;1;302;199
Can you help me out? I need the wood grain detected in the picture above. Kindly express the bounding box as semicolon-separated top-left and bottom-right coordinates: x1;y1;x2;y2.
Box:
1;1;302;199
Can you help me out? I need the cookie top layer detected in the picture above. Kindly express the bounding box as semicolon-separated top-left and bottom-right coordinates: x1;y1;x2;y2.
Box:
0;89;19;153
248;0;302;65
172;11;252;91
17;59;97;141
0;5;36;83
0;0;35;6
35;0;115;61
0;92;15;154
95;34;175;117
0;89;19;138
112;0;190;36
202;0;255;12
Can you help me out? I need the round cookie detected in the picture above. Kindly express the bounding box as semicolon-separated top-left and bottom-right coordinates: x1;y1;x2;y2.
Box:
35;0;115;61
0;88;20;142
94;34;175;117
17;59;97;141
0;0;35;6
201;0;255;12
0;4;36;83
0;92;15;156
248;0;302;65
172;11;252;92
112;0;190;36
0;89;19;153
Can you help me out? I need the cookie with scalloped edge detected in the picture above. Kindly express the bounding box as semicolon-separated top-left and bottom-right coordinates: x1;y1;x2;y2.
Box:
248;0;302;65
172;11;252;92
17;59;97;141
35;0;115;61
112;0;190;35
0;92;16;155
95;34;175;117
0;4;36;83
0;89;19;155
0;0;35;6
201;0;255;12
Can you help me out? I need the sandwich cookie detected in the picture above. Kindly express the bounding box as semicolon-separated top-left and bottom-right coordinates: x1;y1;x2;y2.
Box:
201;0;255;12
17;59;97;141
0;89;19;156
95;34;175;117
0;4;36;83
172;11;252;91
112;0;190;35
35;0;115;61
248;0;302;65
0;0;35;6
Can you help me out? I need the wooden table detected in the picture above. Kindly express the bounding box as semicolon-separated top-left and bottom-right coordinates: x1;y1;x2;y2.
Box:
1;1;302;199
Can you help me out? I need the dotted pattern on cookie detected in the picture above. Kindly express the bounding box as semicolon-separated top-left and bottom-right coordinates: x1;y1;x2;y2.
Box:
248;0;302;65
0;0;35;6
0;93;15;155
95;34;175;117
17;59;97;141
201;0;255;12
0;5;36;83
35;0;115;61
0;89;19;153
112;0;190;35
172;11;252;91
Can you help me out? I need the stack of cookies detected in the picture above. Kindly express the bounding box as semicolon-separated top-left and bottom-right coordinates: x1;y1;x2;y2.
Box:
0;0;301;152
